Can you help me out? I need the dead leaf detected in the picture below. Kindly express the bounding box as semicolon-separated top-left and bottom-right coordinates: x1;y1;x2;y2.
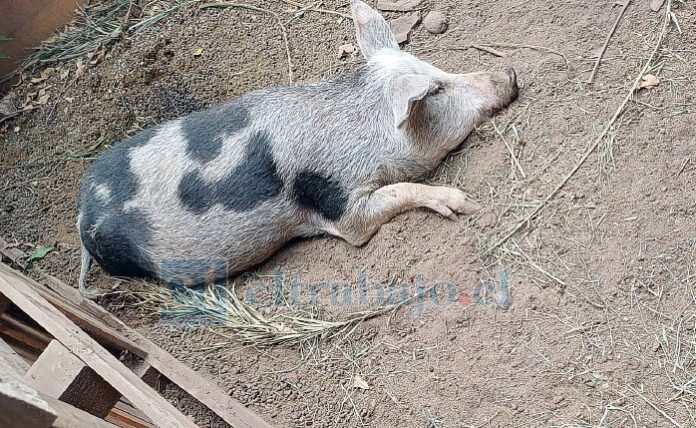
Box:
193;47;204;57
639;74;660;89
36;94;50;105
353;375;370;390
0;95;18;116
75;59;87;78
59;67;70;80
338;43;356;59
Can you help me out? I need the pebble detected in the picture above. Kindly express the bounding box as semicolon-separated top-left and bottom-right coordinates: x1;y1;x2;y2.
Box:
424;11;448;34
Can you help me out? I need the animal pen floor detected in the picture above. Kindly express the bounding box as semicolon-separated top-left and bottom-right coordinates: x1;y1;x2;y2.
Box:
1;0;695;427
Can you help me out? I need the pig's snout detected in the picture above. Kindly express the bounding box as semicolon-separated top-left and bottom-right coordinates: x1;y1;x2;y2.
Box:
503;67;519;103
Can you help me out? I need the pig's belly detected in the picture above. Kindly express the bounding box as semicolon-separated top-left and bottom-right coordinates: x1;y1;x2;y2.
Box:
140;196;302;284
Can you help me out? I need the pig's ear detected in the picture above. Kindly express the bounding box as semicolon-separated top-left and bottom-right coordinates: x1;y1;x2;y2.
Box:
389;74;432;129
351;0;399;59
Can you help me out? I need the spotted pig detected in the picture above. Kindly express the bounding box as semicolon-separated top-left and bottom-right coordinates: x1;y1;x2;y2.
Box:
77;0;518;295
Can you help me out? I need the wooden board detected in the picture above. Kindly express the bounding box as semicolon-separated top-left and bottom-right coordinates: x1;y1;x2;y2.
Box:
25;339;121;418
0;262;147;358
0;254;273;428
0;335;118;428
0;271;197;428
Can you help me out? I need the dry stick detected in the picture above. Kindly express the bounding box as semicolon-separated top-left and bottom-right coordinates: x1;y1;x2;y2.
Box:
200;2;294;82
587;0;631;84
471;44;507;58
485;0;673;256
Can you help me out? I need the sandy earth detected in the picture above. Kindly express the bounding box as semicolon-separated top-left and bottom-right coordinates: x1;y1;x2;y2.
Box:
1;0;695;427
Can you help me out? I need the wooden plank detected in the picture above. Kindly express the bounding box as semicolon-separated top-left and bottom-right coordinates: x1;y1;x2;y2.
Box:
0;335;30;374
0;272;196;428
0;336;117;428
0;381;121;428
0;263;147;358
130;360;161;389
108;401;157;428
0;260;273;428
25;339;121;418
0;381;57;428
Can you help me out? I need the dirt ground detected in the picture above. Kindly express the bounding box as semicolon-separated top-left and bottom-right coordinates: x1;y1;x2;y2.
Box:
1;0;695;427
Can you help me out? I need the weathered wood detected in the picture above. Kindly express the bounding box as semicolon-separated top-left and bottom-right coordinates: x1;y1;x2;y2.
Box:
49;282;272;428
1;312;53;347
0;335;30;375
108;402;156;428
0;381;57;428
0;381;120;428
130;360;161;389
25;339;121;418
0;258;273;428
0;263;147;358
0;336;117;428
0;271;196;428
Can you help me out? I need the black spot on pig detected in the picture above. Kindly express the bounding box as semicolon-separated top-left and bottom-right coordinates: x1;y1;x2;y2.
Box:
78;127;159;278
178;171;214;214
81;209;156;279
217;131;283;211
178;131;283;213
182;101;250;163
81;127;156;209
293;171;348;221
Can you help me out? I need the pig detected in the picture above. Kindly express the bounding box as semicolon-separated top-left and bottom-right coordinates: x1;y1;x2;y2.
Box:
76;0;518;296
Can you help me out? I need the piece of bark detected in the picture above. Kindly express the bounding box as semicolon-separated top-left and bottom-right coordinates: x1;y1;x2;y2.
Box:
389;12;421;44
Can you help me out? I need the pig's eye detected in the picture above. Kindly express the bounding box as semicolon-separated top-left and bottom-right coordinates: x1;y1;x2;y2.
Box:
429;84;445;96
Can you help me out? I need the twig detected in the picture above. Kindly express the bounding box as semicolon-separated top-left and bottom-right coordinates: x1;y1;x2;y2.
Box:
471;44;507;57
676;157;690;178
485;0;673;256
587;0;631;84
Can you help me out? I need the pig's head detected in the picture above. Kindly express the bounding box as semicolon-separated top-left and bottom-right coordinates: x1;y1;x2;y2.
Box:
351;0;518;145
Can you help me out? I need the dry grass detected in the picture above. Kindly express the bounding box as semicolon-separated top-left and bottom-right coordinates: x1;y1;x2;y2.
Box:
116;280;430;347
4;0;196;81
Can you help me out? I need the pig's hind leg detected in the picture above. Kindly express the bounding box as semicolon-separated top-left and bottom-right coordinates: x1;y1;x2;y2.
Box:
327;183;482;246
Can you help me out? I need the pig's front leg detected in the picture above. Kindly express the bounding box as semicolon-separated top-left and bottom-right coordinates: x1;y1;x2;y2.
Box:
327;183;481;246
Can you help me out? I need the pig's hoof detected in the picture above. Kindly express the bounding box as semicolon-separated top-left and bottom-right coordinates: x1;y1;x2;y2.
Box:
428;188;482;220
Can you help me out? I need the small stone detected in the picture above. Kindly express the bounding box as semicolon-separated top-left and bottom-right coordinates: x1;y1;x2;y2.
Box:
423;11;448;34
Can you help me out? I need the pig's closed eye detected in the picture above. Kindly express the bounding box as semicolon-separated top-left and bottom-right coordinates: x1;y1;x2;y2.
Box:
428;83;445;96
